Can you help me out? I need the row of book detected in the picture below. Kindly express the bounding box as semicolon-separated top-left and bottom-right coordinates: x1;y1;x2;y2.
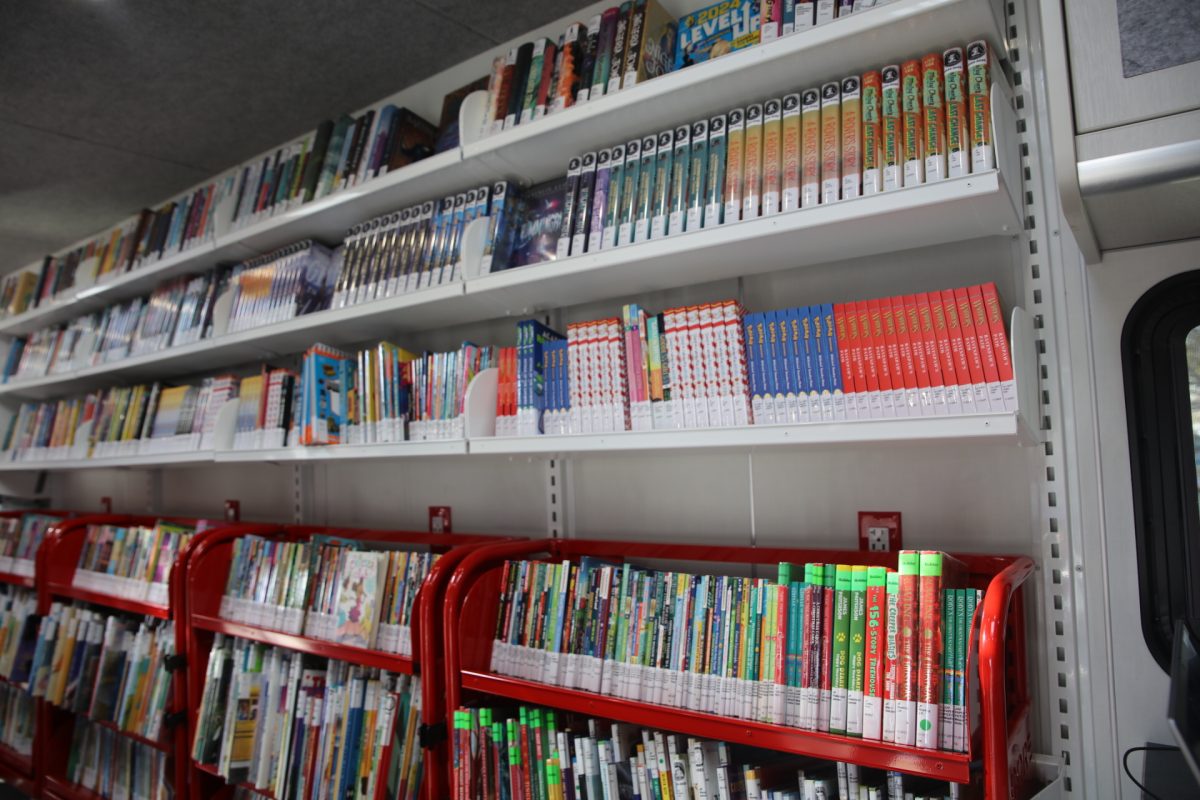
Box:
0;377;231;461
475;0;898;146
451;704;962;800
74;521;198;605
490;551;978;752
0;180;226;320
293;342;497;446
66;717;169;800
31;603;176;743
191;635;424;800
1;181;490;385
226;106;437;234
219;533;438;655
224;240;337;333
332;185;495;308
477;0;676;140
545;42;992;264
0;682;33;758
0;511;61;577
0;585;38;684
496;282;1014;437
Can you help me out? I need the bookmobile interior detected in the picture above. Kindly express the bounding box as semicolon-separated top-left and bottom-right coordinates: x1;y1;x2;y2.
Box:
0;0;1197;798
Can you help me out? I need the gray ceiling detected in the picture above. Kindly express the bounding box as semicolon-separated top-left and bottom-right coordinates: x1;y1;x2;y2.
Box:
0;0;567;275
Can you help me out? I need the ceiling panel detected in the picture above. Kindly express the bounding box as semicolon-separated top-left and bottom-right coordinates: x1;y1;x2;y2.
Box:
0;0;571;275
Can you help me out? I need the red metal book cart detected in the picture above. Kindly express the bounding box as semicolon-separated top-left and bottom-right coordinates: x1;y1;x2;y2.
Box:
0;508;72;796
178;523;514;800
443;538;1038;800
34;513;207;800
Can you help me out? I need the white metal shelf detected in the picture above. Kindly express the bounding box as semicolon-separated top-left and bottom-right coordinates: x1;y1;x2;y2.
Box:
469;411;1037;456
213;439;467;463
0;450;214;472
0;170;1019;401
462;0;1007;184
0;0;1006;339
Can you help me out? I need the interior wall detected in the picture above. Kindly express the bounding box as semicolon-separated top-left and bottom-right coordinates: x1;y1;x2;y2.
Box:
1073;237;1200;796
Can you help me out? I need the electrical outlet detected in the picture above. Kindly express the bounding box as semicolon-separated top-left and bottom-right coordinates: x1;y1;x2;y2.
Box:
429;506;452;534
858;511;902;551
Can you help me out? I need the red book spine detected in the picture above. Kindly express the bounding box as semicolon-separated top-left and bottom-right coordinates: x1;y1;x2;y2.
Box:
843;301;866;397
800;582;815;722
913;294;944;392
866;298;893;398
880;298;907;399
892;296;920;401
952;287;986;387
520;721;534;800
938;289;972;392
903;295;932;396
895;551;920;746
981;282;1014;382
855;302;879;397
536;42;558;112
968;284;1001;384
832;304;855;400
776;583;788;685
916;553;944;749
820;574;834;731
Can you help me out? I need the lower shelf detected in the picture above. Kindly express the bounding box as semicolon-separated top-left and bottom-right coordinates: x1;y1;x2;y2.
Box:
44;775;106;800
470;410;1035;456
195;761;277;799
461;669;971;783
49;583;171;620
193;614;415;675
92;719;170;753
0;743;34;793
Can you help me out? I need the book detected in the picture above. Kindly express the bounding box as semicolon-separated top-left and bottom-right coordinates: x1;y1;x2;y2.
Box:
192;637;423;800
490;550;979;753
511;178;568;268
454;702;970;799
675;0;760;70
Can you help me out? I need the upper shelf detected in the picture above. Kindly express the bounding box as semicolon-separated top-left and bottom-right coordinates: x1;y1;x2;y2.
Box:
0;0;1009;340
0;170;1019;401
462;0;1007;184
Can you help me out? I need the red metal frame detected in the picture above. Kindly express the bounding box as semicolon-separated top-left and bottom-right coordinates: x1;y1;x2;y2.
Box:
33;513;224;800
0;508;72;796
178;523;513;800
444;539;1036;799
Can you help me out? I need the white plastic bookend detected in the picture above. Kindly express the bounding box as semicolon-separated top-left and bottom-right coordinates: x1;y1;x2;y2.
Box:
1011;306;1035;425
210;400;240;452
456;217;491;281
457;90;491;150
69;420;94;461
463;367;498;439
210;289;234;338
73;259;97;293
990;81;1021;227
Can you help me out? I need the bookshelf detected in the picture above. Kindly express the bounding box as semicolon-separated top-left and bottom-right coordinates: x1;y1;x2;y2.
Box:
443;538;1036;799
0;509;68;797
0;0;1007;342
179;523;514;800
0;167;1019;404
30;514;202;800
9;0;1070;794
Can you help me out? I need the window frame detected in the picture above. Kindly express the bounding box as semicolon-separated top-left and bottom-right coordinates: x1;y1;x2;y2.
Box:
1123;270;1200;671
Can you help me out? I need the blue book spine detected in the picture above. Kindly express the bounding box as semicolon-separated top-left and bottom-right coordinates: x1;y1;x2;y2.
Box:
785;307;807;399
809;305;829;395
798;306;818;402
823;302;842;392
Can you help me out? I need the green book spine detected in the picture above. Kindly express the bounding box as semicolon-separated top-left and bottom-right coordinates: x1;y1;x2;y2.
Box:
961;588;979;753
941;587;955;751
830;565;852;735
847;564;868;737
634;135;657;242
953;588;966;753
